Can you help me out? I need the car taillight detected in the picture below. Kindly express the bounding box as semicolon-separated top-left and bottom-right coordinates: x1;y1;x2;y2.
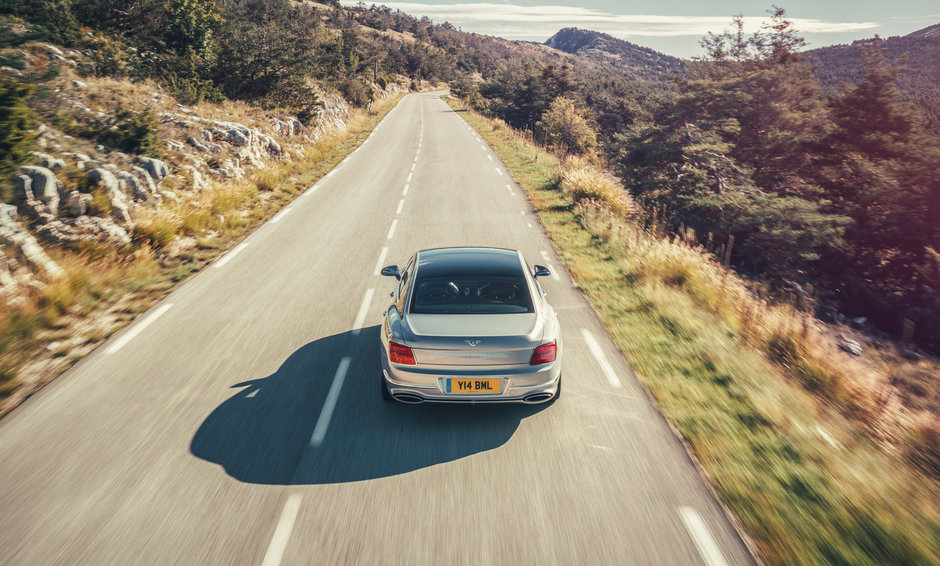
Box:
389;341;416;365
530;341;556;365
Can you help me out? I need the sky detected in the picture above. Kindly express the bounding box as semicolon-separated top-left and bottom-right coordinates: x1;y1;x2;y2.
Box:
339;1;940;58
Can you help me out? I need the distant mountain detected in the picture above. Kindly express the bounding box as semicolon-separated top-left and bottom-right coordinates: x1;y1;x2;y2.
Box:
804;23;940;125
544;27;684;82
906;22;940;39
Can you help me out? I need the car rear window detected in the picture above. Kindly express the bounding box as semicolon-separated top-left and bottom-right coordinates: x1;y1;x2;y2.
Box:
410;276;534;314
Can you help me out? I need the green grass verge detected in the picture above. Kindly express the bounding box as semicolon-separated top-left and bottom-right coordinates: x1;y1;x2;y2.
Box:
447;97;940;566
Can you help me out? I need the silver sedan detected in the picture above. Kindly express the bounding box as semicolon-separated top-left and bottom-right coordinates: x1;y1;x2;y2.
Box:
379;247;562;404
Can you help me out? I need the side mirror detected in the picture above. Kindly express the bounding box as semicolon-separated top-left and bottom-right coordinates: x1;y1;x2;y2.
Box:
533;265;551;278
381;265;401;280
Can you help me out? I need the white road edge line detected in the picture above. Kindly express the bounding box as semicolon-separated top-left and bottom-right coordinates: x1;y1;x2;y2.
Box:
310;357;352;447
212;241;248;269
352;288;375;336
679;507;730;566
488;154;493;161
105;303;173;355
260;493;303;566
374;247;389;275
396;200;404;214
581;328;623;388
270;206;292;223
326;170;335;178
386;219;398;240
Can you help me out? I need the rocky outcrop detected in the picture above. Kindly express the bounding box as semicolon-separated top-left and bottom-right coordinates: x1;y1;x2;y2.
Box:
36;216;131;247
0;203;65;279
32;152;66;171
87;168;131;224
19;166;60;217
63;190;92;217
137;156;169;181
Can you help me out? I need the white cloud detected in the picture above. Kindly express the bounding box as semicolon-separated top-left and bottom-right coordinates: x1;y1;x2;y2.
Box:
343;2;879;40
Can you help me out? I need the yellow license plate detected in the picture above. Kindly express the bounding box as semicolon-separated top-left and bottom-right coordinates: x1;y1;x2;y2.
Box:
447;378;501;394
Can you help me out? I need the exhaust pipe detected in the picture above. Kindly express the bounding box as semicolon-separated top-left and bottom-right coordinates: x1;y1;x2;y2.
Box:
523;393;553;404
393;393;425;404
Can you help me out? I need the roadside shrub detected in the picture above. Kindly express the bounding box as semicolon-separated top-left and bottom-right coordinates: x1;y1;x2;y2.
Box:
0;75;35;199
561;166;635;217
98;109;163;158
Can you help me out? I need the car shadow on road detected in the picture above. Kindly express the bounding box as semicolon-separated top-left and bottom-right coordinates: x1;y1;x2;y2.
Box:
190;326;548;485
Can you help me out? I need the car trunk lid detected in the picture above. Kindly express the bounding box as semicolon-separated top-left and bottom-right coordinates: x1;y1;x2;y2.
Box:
406;313;541;366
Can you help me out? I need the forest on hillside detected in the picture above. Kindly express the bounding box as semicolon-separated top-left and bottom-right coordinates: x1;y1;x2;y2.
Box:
2;1;938;352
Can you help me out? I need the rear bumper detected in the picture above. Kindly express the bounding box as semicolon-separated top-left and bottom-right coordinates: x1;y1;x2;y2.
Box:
380;350;562;404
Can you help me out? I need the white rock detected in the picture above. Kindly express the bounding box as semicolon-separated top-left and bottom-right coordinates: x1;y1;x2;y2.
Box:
137;156;169;181
0;203;65;278
19;166;60;216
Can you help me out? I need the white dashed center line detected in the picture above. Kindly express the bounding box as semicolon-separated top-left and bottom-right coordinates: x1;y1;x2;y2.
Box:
679;507;729;566
261;494;303;566
402;183;410;196
374;247;389;275
488;154;493;161
396;199;404;214
386;219;399;240
495;169;503;176
310;357;352;447
105;303;173;354
581;328;623;388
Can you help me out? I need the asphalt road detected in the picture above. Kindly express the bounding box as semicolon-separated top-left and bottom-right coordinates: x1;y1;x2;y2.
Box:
0;93;755;565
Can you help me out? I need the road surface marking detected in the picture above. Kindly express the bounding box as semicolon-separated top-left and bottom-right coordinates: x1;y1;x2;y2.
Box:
581;328;623;388
396;199;404;214
402;183;409;196
261;493;303;566
270;206;292;223
386;219;398;240
213;241;249;269
374;247;389;275
480;144;487;150
410;162;416;172
407;172;413;182
326;170;335;178
310;357;352;447
521;209;526;215
527;222;533;228
342;156;349;164
488;154;493;161
105;303;173;355
495;169;503;176
679;507;729;566
352;288;375;336
540;251;562;281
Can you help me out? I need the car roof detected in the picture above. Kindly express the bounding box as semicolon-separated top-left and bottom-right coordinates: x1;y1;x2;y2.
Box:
415;248;524;278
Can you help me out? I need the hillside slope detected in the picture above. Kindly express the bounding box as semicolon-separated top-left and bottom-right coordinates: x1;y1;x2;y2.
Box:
545;27;685;81
805;23;940;125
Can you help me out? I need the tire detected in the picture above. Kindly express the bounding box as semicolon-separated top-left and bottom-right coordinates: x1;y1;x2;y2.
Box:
381;374;393;402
